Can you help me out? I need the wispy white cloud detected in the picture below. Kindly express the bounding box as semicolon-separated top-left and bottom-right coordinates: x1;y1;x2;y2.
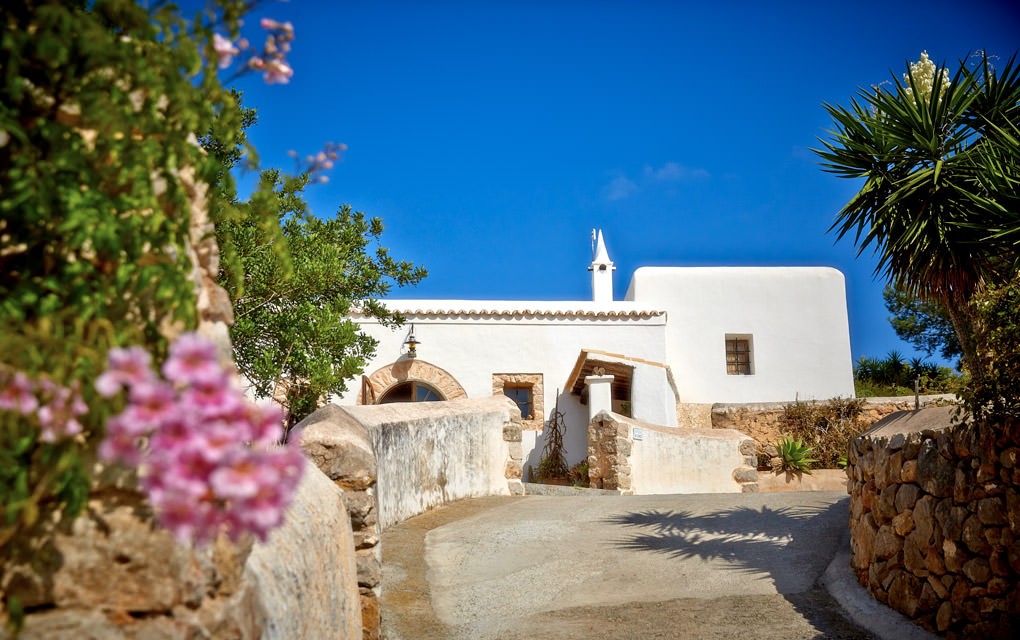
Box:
643;162;710;182
602;162;710;201
604;175;639;201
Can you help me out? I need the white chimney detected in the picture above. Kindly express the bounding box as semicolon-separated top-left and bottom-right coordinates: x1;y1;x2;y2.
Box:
588;229;615;303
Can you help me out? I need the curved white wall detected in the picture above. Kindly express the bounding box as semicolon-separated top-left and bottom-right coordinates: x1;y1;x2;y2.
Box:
625;267;854;403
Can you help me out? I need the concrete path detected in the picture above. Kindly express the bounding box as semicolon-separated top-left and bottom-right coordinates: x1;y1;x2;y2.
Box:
381;492;935;640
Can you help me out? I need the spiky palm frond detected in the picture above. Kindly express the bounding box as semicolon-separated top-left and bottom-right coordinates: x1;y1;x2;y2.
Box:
815;52;1020;306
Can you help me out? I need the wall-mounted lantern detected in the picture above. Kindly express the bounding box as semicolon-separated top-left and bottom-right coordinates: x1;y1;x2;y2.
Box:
403;324;420;358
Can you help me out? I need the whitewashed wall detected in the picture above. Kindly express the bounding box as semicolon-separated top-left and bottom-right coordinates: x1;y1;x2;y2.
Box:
629;424;751;494
340;397;516;529
335;301;669;468
625;267;854;403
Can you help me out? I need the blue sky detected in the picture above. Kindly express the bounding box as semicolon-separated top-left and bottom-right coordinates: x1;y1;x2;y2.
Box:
228;0;1019;367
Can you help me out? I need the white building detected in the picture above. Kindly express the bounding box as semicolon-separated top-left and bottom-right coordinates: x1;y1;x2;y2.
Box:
335;231;854;469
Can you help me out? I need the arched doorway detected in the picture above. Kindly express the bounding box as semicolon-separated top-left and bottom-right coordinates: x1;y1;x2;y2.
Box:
360;359;467;405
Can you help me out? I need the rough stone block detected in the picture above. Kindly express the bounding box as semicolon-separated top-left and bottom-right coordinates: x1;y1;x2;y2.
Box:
361;593;381;640
900;459;918;483
353;531;379;550
874;484;899;524
502;422;522;443
732;466;758;484
962;514;992;555
874;525;903;560
895;483;920;512
887;571;921;618
942;539;967;573
355;553;381;590
504;459;523;480
962;558;991;584
913;495;936;546
298;406;377;491
917;438;954;498
953;468;973;504
892;510;915;537
508;441;523;461
1000;447;1020;469
936;601;953;631
926;574;949;599
342;491;377;529
977;497;1007;526
851;513;878;570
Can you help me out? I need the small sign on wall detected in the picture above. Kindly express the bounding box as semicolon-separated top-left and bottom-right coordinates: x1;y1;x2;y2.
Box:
632;427;644;441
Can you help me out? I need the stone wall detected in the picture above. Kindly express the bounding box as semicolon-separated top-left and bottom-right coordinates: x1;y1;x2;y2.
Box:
588;411;758;494
3;464;360;640
296;395;524;640
710;395;956;466
846;407;1020;637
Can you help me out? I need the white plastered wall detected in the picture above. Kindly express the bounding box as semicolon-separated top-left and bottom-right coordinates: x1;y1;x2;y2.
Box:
333;302;670;469
625;267;854;403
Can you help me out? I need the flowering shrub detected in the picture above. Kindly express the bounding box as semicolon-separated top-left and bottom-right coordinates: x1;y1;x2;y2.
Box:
98;334;305;544
902;50;951;103
213;17;296;84
0;372;88;443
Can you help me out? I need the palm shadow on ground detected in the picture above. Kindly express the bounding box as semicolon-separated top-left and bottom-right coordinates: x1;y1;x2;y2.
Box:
604;497;875;639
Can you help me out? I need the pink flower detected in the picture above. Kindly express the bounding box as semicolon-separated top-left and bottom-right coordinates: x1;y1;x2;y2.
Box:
96;346;153;397
163;333;223;385
210;454;262;500
97;335;305;546
247;402;284;446
260;18;294;36
193;419;246;463
262;59;293;84
182;380;245;422
37;385;87;442
128;379;177;425
154;495;221;544
98;431;143;466
148;416;199;452
0;371;38;414
213;33;240;69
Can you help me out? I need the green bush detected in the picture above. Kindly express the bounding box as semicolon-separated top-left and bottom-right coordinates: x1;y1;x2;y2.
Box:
781;397;867;469
853;352;964;397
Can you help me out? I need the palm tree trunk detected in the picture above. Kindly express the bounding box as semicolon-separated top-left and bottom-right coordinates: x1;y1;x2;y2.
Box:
943;293;987;386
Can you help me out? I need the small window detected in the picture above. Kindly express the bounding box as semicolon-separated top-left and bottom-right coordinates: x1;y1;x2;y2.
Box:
725;335;753;375
503;385;533;420
492;373;544;429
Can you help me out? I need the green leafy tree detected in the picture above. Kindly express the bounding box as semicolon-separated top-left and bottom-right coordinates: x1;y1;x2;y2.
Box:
883;285;961;364
964;275;1020;419
815;51;1020;386
217;171;427;433
0;0;285;627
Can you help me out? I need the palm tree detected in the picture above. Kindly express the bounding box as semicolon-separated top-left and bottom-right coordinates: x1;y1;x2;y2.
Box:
815;51;1020;385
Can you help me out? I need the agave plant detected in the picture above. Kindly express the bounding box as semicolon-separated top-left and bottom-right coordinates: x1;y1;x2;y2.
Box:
775;436;817;474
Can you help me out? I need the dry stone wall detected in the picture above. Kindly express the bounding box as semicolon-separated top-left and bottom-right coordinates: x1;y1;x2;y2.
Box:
847;407;1020;637
711;395;956;467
